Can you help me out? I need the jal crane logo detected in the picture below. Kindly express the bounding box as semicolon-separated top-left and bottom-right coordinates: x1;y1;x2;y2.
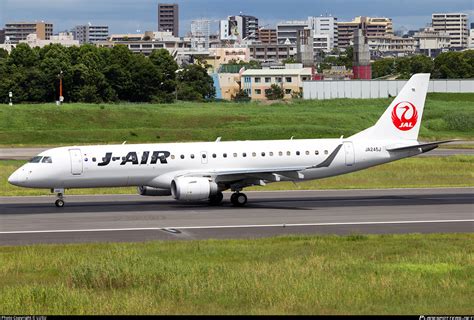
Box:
391;101;418;131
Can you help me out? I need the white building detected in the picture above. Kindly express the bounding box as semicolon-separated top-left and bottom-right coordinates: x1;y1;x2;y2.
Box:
308;16;338;51
19;32;79;48
191;19;210;50
367;34;415;57
432;13;469;49
220;15;259;42
468;29;474;48
413;27;451;57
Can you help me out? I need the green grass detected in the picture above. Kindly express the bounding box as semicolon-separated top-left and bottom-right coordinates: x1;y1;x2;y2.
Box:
0;93;473;147
0;233;472;314
1;156;473;196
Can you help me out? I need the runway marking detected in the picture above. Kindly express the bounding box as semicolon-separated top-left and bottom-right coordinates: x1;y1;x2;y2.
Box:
0;219;473;235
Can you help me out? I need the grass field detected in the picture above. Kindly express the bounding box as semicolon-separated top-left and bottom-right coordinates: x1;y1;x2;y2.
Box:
0;233;472;314
0;93;473;147
1;156;472;196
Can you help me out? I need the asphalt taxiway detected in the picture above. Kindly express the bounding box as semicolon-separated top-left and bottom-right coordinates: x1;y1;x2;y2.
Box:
0;188;472;245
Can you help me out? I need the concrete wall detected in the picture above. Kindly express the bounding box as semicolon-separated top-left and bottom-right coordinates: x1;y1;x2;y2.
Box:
303;79;474;100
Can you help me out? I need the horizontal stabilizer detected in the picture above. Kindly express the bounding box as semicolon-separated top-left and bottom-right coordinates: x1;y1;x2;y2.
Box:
386;140;457;153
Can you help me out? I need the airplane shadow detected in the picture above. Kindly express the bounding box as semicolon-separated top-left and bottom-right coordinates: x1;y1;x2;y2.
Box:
0;193;472;215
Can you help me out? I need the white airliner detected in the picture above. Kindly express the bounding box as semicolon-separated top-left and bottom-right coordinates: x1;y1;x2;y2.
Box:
8;73;453;207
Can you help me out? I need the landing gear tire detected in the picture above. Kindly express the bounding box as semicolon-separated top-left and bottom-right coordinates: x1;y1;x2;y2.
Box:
209;192;224;205
55;199;65;207
231;193;247;207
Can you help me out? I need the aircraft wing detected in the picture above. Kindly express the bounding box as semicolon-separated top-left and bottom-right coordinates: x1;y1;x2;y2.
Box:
178;144;343;184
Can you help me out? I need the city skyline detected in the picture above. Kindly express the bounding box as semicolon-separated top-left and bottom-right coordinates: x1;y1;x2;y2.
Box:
1;0;472;36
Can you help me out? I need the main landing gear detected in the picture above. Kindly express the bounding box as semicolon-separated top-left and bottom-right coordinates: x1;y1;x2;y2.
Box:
230;192;247;207
53;188;65;207
209;191;248;207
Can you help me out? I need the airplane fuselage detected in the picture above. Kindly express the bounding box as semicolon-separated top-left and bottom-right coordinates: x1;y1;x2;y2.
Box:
9;138;417;190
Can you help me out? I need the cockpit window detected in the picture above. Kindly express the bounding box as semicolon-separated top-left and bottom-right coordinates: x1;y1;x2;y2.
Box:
29;156;42;163
41;156;52;163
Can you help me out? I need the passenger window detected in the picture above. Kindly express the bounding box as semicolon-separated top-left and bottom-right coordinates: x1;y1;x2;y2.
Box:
191;154;195;159
315;150;319;155
287;151;291;156
261;152;265;157
296;151;300;156
252;152;256;157
324;150;328;155
305;151;310;155
233;153;237;158
202;154;207;159
279;151;283;156
41;156;52;163
212;154;217;158
243;153;247;157
171;155;175;160
180;155;185;159
223;153;227;158
92;157;97;162
269;152;274;156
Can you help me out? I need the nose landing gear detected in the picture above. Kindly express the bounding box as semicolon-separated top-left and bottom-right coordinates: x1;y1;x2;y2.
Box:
52;188;65;207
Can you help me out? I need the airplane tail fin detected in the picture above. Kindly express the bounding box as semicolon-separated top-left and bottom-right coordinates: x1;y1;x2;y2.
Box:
350;73;430;141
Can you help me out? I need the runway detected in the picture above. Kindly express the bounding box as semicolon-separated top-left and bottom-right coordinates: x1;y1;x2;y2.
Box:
1;188;472;245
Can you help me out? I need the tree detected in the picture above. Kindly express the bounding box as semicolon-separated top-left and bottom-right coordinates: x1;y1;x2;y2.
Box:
232;89;250;102
265;84;284;100
176;64;215;101
149;49;178;103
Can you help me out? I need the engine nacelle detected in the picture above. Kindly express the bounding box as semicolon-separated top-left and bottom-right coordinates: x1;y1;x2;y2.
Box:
171;177;218;201
137;186;172;196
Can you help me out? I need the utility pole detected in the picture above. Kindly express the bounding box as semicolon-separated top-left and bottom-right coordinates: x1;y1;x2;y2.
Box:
58;70;64;105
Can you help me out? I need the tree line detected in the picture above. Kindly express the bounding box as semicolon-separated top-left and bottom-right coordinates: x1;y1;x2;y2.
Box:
0;44;215;103
371;50;474;79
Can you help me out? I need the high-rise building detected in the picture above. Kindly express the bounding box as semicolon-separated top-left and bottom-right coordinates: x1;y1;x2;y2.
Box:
158;3;179;37
308;16;338;50
0;29;5;44
191;19;210;50
257;28;277;44
220;15;259;41
4;21;53;44
72;24;109;44
338;16;392;49
432;13;469;49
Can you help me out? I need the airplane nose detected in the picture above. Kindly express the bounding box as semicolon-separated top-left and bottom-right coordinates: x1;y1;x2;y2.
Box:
8;169;23;186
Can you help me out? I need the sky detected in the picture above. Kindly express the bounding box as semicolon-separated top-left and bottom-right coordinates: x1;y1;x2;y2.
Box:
1;0;472;36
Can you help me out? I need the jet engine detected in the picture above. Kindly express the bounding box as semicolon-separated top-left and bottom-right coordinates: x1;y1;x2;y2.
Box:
137;186;172;196
171;177;218;201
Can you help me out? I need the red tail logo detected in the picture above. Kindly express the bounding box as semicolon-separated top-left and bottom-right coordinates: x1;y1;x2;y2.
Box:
391;102;418;131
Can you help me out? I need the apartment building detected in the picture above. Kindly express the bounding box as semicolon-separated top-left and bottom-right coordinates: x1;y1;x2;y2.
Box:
248;43;296;61
5;21;53;44
20;32;79;48
220;15;259;41
413;27;451;56
72;24;109;44
432;13;469;49
241;64;312;101
0;29;5;44
158;3;179;37
257;28;277;44
338;16;392;48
